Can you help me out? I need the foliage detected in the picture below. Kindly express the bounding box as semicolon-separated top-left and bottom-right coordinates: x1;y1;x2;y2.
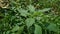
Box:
0;0;60;34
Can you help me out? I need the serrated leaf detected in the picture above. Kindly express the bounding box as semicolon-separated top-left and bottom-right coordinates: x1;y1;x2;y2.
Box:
38;8;51;12
11;25;19;32
34;24;42;34
47;23;58;32
42;8;51;11
28;5;35;12
25;18;35;28
16;26;24;34
18;8;29;17
11;25;24;33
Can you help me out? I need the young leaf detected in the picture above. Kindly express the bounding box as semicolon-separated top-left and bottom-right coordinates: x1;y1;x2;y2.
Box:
27;5;35;12
18;8;29;17
42;8;51;11
38;8;51;12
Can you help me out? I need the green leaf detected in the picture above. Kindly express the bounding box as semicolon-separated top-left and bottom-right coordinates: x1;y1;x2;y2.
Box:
16;26;24;34
11;25;19;32
18;8;29;17
11;25;24;33
18;26;24;33
11;33;15;34
38;8;51;12
47;23;58;32
6;31;10;34
34;24;42;34
28;5;35;12
32;11;43;16
42;8;51;11
25;18;35;28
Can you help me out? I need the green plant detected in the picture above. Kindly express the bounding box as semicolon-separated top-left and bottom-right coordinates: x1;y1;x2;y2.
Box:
0;0;60;34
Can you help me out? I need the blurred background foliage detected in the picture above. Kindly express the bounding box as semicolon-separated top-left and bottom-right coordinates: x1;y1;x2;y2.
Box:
0;0;60;34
